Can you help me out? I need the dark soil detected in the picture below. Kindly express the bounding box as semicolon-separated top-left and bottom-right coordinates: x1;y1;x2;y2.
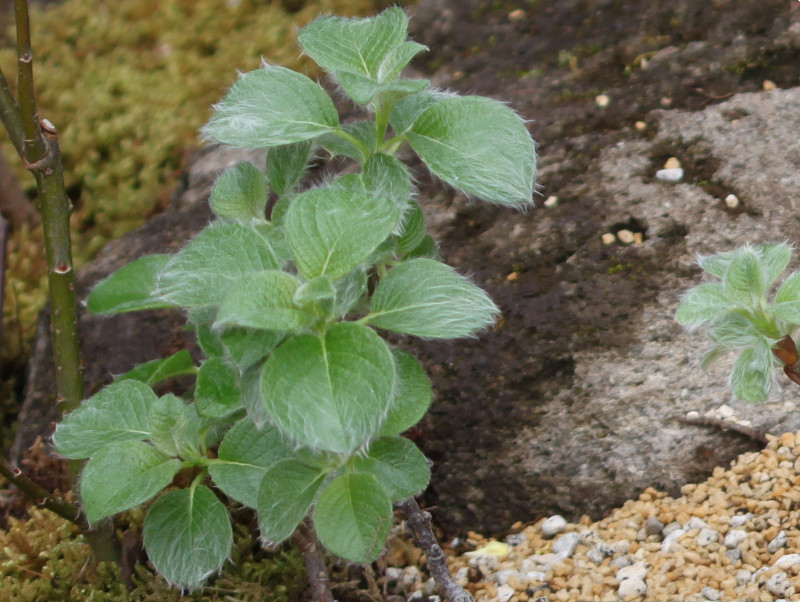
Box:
398;0;800;536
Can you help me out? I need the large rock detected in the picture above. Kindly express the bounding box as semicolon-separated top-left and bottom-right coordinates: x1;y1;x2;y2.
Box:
15;0;800;537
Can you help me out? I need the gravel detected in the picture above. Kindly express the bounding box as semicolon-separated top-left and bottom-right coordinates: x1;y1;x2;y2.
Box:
400;430;800;601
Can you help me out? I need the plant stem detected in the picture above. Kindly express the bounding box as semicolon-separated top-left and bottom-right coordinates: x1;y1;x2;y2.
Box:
292;519;334;602
0;0;120;565
397;497;475;602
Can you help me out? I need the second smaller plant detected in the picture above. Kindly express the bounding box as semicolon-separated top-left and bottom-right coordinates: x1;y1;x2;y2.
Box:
677;242;800;401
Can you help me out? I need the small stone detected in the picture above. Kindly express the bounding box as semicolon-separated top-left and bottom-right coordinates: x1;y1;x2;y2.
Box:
717;404;734;418
701;586;721;600
455;566;469;587
634;120;647;131
724;193;740;208
617;229;635;244
496;584;516;602
423;579;437;596
617;576;647;598
587;542;614;565
662;521;683;536
661;529;685;554
645;517;664;536
595;94;610;108
735;569;752;586
766;572;792;597
664;157;681;169
763;79;777;91
508;9;525;21
724;529;748;549
611;554;633;569
505;532;527;547
655;167;684;182
541;515;567;538
696;528;719;547
768;530;788;553
543;195;558;207
773;554;800;569
602;232;616;245
552;532;581;557
725;548;742;563
729;514;754;527
399;566;420;589
467;554;498;574
685;516;708;530
489;569;522;586
616;562;648;582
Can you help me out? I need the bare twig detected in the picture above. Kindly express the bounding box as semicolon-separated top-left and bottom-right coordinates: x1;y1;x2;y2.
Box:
397;497;474;602
292;519;335;602
678;415;768;447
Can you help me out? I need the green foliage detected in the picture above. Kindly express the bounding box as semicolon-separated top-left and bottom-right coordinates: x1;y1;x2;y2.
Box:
56;6;536;591
677;243;800;401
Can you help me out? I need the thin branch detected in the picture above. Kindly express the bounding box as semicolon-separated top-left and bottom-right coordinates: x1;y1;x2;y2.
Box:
292;519;335;602
0;66;25;156
0;454;86;527
678;415;768;446
14;0;44;162
397;497;474;602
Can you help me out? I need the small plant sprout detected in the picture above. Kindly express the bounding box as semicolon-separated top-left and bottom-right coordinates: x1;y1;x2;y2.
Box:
52;7;536;598
677;242;800;401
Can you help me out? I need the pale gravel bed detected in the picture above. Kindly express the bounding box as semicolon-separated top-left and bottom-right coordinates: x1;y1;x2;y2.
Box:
398;430;800;602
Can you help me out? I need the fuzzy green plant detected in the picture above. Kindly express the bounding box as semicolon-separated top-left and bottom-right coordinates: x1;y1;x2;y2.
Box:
0;0;406;361
53;7;536;599
677;242;800;401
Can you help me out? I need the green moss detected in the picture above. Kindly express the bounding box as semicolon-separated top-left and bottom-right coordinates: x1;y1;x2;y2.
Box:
0;0;405;359
0;507;307;600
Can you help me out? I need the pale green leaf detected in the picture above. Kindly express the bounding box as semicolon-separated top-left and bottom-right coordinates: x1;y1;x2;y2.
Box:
698;249;738;278
195;358;242;418
403;234;439;259
117;350;196;387
285;185;399;280
214;271;311;332
143;486;232;590
730;340;774;402
404;95;536;206
221;328;284;370
156;222;280;308
367;258;499;338
313;473;393;562
202;65;338;147
241;361;270;428
87;254;174;314
390;90;450;134
209;420;294;509
757;243;792;290
266;140;312;197
380;349;432;436
298;7;410;80
148;394;188;458
330;267;368;319
318;121;377;162
257;459;326;544
776;272;800;304
724;251;763;303
396;203;426;255
769;301;800;325
675;283;732;326
53;380;157;459
260;323;395;453
294;276;336;306
336;73;427;105
362;153;413;210
210;161;267;220
81;441;180;523
707;313;762;349
353;436;430;501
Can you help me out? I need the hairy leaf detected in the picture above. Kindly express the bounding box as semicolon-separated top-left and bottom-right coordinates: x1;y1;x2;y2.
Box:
210;161;267;221
676;283;732;326
380;349;432;436
87;254;174;314
117;350;196;387
266;140;312;197
353;436;430;500
195;358;242;418
730;340;774;402
257;459;326;544
148;394;188;458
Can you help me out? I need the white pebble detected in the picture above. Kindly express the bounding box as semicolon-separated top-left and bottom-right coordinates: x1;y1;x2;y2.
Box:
552;532;581;557
587;542;614;565
595;94;610;108
717;404;734;418
617;576;647;598
763;79;777;91
541;515;567;538
400;566;420;588
726;548;742;563
724;193;740;208
655;168;684;182
729;514;754;527
664;157;681;169
685;517;709;530
488;569;522;586
724;529;748;549
773;553;800;569
661;529;685;554
543;195;558;207
736;569;753;586
617;229;635;244
616;562;648;582
696;528;719;547
701;586;721;600
495;584;515;602
602;232;617;245
769;530;788;553
767;571;793;597
634;120;647;131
